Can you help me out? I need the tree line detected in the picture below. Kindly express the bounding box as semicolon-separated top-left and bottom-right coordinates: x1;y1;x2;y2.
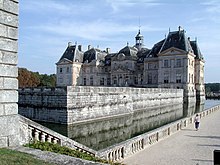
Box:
205;83;220;94
18;68;56;88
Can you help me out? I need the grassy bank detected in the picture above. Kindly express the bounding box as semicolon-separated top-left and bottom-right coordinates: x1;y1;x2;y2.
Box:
25;141;122;165
0;148;55;165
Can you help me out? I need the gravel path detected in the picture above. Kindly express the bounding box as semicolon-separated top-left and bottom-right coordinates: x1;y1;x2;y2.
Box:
123;110;220;165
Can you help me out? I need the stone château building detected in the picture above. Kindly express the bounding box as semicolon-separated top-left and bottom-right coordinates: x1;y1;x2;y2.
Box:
56;26;205;102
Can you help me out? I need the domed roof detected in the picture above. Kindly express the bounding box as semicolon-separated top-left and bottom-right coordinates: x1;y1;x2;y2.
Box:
135;29;143;39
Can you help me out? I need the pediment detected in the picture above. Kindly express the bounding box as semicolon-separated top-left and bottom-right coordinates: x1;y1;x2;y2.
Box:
159;47;187;56
56;58;72;65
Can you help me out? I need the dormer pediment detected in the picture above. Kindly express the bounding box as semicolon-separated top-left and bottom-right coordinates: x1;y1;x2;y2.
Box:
56;58;72;65
158;47;187;56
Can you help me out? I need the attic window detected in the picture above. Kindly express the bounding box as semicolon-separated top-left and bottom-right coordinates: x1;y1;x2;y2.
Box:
60;68;63;73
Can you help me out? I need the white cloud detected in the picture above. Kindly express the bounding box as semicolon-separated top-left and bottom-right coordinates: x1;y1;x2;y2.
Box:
105;0;161;13
27;19;165;42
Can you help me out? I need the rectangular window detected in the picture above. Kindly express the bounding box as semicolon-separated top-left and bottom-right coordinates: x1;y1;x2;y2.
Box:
134;77;138;84
164;73;169;83
100;78;104;85
90;76;93;85
176;74;181;83
164;60;169;68
83;78;86;85
148;73;152;84
59;68;63;73
107;78;111;85
176;59;181;67
66;67;69;73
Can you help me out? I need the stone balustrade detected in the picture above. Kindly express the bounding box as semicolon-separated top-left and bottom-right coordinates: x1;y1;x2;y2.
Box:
19;115;97;156
98;105;220;162
18;98;220;163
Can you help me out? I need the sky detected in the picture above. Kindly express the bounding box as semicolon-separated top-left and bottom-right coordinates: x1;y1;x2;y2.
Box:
19;0;220;83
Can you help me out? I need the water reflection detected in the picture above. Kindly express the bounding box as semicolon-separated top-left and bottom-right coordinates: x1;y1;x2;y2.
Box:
40;99;218;150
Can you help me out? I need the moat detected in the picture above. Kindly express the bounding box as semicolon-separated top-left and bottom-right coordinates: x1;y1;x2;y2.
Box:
38;99;220;150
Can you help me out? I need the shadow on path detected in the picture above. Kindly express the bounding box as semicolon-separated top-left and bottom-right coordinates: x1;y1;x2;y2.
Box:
181;128;196;131
185;135;220;139
197;144;220;148
192;158;213;163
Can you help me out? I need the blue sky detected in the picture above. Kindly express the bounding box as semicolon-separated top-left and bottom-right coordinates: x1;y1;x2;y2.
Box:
19;0;220;83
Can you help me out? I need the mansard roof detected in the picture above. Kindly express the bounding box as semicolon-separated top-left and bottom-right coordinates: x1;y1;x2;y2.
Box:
160;29;193;53
119;46;138;57
58;44;83;63
83;48;107;63
147;39;165;58
137;47;151;63
147;28;194;58
190;41;204;60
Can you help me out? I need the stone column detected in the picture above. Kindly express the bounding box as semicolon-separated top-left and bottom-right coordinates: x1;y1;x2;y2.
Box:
0;0;19;147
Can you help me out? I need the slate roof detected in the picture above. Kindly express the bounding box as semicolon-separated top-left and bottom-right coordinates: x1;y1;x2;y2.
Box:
147;29;194;58
119;46;138;57
83;48;107;63
58;45;83;63
190;41;204;59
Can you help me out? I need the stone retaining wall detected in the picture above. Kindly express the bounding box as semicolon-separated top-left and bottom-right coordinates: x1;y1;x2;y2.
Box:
19;86;183;124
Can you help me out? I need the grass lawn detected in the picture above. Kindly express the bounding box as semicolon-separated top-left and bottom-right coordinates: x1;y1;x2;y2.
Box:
0;148;55;165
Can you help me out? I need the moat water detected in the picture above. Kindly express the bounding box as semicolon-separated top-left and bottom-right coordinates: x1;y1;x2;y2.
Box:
39;99;220;151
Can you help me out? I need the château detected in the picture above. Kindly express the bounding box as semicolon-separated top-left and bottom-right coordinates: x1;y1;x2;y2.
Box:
56;26;205;102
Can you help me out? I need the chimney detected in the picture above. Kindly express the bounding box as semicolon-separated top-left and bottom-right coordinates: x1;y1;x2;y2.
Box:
106;48;110;54
88;45;91;50
68;42;72;47
78;45;82;51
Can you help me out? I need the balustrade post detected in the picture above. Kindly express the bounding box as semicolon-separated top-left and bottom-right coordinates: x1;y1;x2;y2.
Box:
52;138;59;144
47;135;52;143
40;132;46;142
34;130;40;141
118;149;121;160
28;127;34;142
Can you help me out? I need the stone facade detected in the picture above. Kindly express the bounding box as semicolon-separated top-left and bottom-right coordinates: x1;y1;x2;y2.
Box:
19;86;183;124
0;0;19;147
56;27;205;104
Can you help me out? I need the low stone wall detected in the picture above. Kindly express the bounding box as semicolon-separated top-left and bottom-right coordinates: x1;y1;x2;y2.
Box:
18;86;184;124
97;105;220;162
19;115;97;156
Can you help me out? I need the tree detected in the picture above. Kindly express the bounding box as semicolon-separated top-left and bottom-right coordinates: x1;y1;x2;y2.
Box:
18;68;56;88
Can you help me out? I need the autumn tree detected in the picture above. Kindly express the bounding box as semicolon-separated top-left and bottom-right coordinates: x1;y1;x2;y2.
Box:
18;68;56;88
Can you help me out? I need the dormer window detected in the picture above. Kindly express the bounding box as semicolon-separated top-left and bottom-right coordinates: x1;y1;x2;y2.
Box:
60;68;63;73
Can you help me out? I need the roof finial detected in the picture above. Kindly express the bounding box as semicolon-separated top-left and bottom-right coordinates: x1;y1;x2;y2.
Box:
138;16;141;30
75;41;77;45
169;27;170;32
195;37;197;42
127;42;129;46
